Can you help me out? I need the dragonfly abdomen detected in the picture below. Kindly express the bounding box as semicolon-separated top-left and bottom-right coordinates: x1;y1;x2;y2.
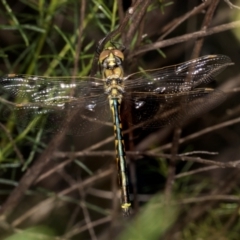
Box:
110;98;131;215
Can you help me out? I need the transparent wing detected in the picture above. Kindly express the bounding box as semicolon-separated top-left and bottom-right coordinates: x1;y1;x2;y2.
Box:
0;74;105;103
0;74;111;135
0;54;231;135
124;55;233;93
122;89;225;128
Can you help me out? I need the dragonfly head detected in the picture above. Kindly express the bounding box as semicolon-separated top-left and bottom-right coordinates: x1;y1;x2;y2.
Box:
99;47;124;70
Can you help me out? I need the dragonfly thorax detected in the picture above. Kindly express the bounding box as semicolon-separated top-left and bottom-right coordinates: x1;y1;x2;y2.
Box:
104;76;124;99
100;47;125;99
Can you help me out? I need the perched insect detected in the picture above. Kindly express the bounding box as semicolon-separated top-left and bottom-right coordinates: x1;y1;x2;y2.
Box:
0;45;233;215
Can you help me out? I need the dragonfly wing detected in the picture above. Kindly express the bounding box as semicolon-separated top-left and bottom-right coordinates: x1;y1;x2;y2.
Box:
0;74;111;135
0;74;104;102
122;89;225;128
1;95;111;135
124;55;233;93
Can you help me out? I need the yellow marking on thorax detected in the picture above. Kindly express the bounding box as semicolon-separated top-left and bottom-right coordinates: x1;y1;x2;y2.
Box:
103;66;124;79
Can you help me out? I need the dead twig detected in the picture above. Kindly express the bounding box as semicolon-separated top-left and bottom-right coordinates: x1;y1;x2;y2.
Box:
130;20;240;58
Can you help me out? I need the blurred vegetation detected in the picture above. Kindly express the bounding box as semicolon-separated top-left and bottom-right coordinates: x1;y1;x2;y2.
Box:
0;0;240;239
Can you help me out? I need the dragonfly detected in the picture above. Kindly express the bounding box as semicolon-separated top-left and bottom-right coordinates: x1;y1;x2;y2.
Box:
0;44;233;215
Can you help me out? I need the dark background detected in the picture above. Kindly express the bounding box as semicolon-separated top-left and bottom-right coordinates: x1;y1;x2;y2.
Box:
0;0;240;239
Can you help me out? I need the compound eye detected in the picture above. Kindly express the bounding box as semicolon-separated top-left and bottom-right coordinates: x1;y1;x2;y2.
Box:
113;50;124;61
99;50;110;64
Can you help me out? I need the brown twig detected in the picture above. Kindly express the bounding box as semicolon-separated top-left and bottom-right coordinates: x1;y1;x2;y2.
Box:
124;0;152;47
11;167;112;227
156;116;240;151
159;1;211;40
52;150;240;169
224;0;240;10
129;20;240;58
191;0;220;59
64;216;111;238
117;0;124;22
164;127;182;199
175;165;219;179
65;173;97;240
